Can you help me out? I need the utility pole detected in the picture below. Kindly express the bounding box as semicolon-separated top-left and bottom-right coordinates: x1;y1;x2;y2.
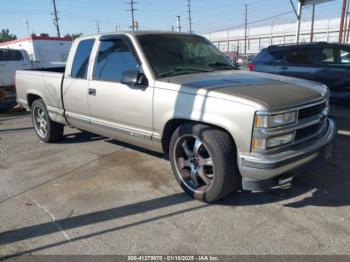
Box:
95;20;100;34
24;18;30;35
344;0;350;42
176;15;182;32
340;0;347;43
127;0;137;31
290;0;302;44
295;1;302;44
187;0;193;33
310;4;315;42
346;0;350;42
244;4;248;55
51;0;60;37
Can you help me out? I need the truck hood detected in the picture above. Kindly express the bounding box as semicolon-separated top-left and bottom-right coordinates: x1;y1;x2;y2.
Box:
160;71;329;110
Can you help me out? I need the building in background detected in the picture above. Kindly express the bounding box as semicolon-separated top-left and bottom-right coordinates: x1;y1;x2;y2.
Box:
0;34;72;68
203;17;340;55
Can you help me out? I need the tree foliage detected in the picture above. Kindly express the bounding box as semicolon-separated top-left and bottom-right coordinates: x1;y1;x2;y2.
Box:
0;29;17;42
71;33;83;40
65;33;83;40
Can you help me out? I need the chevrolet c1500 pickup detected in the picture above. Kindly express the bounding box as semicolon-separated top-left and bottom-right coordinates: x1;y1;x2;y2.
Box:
15;32;336;202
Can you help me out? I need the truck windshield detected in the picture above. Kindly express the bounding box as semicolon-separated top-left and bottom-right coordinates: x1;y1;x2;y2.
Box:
137;34;236;79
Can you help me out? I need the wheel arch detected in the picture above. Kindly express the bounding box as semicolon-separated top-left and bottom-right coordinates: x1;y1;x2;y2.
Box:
27;93;42;108
161;118;237;154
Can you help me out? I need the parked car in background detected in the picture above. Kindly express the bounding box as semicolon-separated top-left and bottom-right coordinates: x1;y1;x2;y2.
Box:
237;54;256;67
16;32;335;202
250;42;350;99
0;48;32;112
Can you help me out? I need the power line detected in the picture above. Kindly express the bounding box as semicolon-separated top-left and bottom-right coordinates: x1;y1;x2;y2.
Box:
208;10;295;33
127;0;137;31
51;0;60;37
187;0;193;33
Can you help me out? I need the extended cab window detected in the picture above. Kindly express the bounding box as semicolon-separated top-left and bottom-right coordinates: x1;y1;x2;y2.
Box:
93;39;139;82
286;48;315;65
71;39;95;79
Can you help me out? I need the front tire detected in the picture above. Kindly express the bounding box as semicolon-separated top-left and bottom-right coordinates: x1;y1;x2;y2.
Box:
31;99;64;142
169;123;241;202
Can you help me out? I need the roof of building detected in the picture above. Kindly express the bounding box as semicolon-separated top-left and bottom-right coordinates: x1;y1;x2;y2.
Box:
0;35;72;46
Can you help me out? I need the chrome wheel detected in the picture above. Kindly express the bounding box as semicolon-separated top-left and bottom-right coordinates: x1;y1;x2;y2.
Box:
173;135;214;193
33;105;48;139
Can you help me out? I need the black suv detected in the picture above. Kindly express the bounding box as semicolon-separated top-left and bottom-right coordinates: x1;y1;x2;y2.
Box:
250;42;350;97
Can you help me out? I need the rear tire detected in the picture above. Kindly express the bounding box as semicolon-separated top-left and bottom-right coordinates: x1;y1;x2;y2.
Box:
31;99;64;142
169;123;241;202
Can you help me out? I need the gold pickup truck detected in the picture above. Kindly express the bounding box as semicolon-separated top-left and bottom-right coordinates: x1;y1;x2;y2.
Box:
16;32;336;202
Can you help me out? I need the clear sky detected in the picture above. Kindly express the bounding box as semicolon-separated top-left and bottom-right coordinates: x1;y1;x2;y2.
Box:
0;0;342;38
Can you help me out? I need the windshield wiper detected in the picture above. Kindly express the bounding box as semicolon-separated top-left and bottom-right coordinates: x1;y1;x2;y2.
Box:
159;67;213;78
208;62;236;70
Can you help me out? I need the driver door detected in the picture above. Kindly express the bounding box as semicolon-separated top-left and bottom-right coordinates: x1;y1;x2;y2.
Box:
87;36;154;147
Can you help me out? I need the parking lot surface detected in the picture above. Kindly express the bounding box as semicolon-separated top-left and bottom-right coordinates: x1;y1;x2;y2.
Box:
0;106;349;258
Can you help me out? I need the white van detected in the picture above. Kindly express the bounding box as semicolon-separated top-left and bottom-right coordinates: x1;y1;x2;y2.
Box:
0;48;32;112
0;48;32;87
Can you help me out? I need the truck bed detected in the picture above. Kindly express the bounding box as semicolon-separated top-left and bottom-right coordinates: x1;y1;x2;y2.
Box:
26;67;66;73
16;69;65;123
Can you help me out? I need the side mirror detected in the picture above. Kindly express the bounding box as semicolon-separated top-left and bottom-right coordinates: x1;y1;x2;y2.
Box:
121;70;148;87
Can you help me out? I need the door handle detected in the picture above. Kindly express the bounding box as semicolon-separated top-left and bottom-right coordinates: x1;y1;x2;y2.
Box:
88;88;96;96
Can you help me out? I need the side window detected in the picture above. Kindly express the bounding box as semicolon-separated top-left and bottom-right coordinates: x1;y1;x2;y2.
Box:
0;50;4;61
321;48;336;63
9;51;23;61
259;50;285;64
93;39;139;82
286;49;315;65
339;48;350;64
71;39;95;79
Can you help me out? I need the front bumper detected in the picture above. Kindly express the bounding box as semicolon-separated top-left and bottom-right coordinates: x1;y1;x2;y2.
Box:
238;118;336;183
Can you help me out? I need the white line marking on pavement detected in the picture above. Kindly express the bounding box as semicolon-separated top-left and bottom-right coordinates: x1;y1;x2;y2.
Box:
32;199;71;241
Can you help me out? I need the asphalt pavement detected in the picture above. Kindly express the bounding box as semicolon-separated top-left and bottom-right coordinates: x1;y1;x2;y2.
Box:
0;105;349;257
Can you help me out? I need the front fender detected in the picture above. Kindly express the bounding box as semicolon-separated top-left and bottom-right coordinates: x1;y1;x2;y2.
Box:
154;89;256;153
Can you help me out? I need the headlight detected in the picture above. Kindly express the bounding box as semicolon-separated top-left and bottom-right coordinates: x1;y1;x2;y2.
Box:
252;133;294;151
252;110;297;151
255;111;297;128
267;133;294;148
